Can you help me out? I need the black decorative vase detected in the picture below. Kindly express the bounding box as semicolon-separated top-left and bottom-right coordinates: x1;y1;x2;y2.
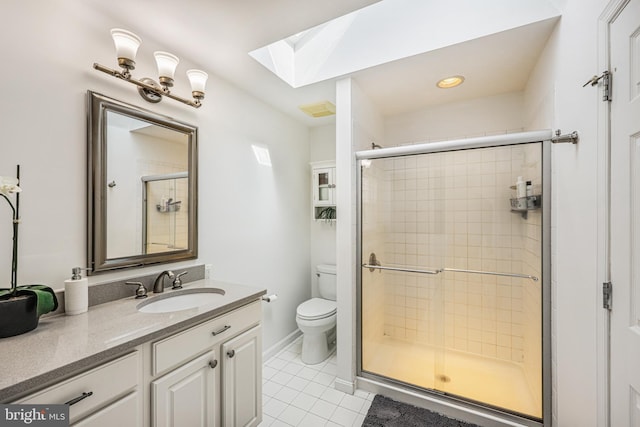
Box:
0;292;39;338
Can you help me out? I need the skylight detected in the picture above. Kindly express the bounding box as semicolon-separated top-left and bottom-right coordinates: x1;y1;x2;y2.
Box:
249;0;560;89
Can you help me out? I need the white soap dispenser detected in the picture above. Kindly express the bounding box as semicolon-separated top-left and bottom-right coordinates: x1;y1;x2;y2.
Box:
65;267;88;315
516;176;526;198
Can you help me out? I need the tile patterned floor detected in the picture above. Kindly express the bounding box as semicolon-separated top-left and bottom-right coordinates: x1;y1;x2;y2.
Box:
260;338;373;427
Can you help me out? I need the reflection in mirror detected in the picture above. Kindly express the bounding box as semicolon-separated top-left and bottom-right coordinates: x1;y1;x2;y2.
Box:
105;112;189;257
88;91;197;274
142;173;188;254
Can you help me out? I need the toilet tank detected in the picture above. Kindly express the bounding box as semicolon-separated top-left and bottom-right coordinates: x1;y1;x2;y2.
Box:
317;264;337;301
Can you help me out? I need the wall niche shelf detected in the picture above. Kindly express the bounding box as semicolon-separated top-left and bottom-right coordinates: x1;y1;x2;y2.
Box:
510;195;541;219
311;161;336;222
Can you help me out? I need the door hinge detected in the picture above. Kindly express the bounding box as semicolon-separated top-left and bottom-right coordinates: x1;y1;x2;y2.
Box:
603;281;612;310
583;70;611;102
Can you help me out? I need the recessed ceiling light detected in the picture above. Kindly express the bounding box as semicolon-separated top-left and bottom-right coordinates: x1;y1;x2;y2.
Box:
436;75;465;89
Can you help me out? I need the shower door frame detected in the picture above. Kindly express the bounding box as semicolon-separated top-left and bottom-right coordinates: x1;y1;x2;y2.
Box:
355;130;552;427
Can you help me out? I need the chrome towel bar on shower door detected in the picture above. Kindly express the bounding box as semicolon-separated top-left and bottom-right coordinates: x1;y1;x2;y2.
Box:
441;268;539;282
362;264;442;275
362;253;539;281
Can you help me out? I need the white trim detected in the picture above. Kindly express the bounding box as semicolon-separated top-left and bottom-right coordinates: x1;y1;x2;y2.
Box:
262;329;302;362
309;160;336;168
335;77;357;394
596;2;628;426
334;377;356;394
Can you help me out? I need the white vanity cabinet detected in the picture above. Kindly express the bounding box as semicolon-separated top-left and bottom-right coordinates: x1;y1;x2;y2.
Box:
14;351;142;427
149;300;262;427
8;297;263;427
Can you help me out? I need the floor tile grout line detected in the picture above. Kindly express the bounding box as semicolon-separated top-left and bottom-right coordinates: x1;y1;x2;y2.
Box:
260;337;371;427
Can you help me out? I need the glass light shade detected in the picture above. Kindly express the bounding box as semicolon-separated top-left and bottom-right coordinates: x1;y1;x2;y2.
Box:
110;29;141;61
154;51;179;79
186;69;208;93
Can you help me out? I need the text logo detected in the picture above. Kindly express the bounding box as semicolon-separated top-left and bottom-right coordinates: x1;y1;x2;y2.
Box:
0;405;68;426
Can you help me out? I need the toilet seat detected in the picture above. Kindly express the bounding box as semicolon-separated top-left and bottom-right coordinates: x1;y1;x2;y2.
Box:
296;298;336;321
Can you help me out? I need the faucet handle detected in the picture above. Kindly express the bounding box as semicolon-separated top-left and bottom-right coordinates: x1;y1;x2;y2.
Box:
172;271;188;290
126;281;148;299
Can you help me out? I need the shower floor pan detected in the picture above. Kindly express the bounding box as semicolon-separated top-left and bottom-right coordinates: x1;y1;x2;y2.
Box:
362;335;541;419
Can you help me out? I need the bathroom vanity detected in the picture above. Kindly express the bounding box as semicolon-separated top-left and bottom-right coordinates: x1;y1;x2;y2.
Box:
0;280;265;427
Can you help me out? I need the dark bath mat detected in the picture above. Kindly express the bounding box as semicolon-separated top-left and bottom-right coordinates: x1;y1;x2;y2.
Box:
363;395;484;427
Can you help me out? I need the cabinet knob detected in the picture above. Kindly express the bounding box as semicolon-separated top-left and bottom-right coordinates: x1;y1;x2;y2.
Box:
209;360;218;369
227;350;235;358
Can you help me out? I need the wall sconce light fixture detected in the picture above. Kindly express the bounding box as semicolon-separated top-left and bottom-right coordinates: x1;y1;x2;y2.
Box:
93;29;208;109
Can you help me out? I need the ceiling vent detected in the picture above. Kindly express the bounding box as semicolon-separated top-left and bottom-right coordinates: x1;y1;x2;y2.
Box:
299;101;336;118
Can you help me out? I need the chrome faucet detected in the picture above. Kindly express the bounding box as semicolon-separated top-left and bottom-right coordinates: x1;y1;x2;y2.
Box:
172;271;188;290
153;270;174;293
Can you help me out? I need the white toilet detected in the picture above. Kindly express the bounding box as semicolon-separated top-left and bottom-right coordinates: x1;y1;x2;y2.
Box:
296;264;337;365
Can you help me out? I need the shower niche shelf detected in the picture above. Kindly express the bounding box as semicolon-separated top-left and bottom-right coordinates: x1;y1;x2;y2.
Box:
156;201;182;213
510;195;541;219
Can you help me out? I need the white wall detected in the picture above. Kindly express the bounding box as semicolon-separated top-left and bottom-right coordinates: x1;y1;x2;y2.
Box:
310;125;337;297
335;78;385;393
384;92;525;145
524;0;608;425
0;0;310;353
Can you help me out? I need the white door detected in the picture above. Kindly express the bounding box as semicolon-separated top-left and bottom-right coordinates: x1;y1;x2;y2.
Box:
610;0;640;424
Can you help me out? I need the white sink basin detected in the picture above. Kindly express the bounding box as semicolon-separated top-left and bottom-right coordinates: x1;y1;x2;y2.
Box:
137;288;225;313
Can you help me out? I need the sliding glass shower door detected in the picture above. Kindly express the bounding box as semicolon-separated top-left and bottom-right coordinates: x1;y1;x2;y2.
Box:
359;142;545;420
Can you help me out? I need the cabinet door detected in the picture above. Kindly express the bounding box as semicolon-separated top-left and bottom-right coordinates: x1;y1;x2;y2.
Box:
152;350;219;427
312;167;335;206
221;326;262;427
73;391;141;427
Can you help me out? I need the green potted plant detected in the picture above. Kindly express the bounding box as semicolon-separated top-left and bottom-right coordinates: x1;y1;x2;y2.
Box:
317;206;336;223
0;166;58;338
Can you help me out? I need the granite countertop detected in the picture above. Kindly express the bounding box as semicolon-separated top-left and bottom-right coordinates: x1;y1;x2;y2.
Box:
0;279;266;402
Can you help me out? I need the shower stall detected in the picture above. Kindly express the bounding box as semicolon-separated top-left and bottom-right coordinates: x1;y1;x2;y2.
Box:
356;132;550;425
142;172;189;254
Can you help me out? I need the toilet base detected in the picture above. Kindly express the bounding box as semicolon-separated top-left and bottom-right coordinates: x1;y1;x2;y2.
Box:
301;327;336;365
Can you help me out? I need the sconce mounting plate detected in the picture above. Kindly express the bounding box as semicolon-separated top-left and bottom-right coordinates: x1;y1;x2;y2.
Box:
137;78;162;103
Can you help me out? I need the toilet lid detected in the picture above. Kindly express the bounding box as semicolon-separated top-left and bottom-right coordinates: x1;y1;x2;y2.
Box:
297;298;336;320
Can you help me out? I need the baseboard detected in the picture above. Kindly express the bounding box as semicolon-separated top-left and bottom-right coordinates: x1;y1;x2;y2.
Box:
262;329;302;362
335;377;356;395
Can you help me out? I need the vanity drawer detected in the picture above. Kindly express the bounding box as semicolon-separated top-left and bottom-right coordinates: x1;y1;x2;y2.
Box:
153;300;261;376
16;351;139;424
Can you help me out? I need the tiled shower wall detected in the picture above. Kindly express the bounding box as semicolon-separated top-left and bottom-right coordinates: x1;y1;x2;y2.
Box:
361;160;386;345
361;144;542;371
145;175;189;253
